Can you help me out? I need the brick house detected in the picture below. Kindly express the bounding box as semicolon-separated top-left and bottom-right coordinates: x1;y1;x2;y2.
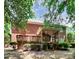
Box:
11;20;66;49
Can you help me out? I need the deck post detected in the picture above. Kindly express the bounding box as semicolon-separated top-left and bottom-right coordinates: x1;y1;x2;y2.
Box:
41;30;43;50
50;35;53;42
65;27;67;42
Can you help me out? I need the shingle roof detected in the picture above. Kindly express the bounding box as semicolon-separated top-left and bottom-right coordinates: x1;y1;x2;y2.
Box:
12;20;66;36
12;21;43;36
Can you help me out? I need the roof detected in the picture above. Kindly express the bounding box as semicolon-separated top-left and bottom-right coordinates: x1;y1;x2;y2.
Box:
27;19;43;25
12;19;66;36
27;19;67;27
12;21;43;36
27;21;43;25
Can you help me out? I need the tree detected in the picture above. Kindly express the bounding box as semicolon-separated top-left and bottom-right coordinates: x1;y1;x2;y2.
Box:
4;23;11;44
4;0;35;44
66;26;75;43
42;0;75;25
4;0;35;28
67;33;74;43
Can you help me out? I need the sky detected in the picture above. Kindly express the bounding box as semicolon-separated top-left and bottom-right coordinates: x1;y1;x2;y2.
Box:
32;0;73;27
32;0;67;19
32;0;48;20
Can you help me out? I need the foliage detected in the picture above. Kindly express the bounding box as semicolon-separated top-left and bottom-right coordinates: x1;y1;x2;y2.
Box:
58;42;69;49
4;0;35;44
4;0;35;29
4;23;11;44
42;0;75;25
70;43;75;48
58;39;64;44
67;32;74;43
44;20;66;31
57;39;69;49
10;42;17;45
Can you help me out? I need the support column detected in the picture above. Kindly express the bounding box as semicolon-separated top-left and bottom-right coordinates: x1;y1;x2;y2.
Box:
50;35;53;42
41;30;43;50
65;27;67;42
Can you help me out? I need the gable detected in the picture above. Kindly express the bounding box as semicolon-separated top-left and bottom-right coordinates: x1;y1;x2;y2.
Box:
12;23;43;35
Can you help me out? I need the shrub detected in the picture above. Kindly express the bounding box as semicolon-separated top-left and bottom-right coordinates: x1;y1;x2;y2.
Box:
70;42;75;48
67;32;75;43
58;42;69;49
10;42;17;45
57;40;69;50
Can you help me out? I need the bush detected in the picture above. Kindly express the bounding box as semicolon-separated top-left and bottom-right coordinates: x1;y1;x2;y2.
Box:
67;32;75;43
70;42;75;48
57;40;69;50
10;42;17;45
58;42;69;49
